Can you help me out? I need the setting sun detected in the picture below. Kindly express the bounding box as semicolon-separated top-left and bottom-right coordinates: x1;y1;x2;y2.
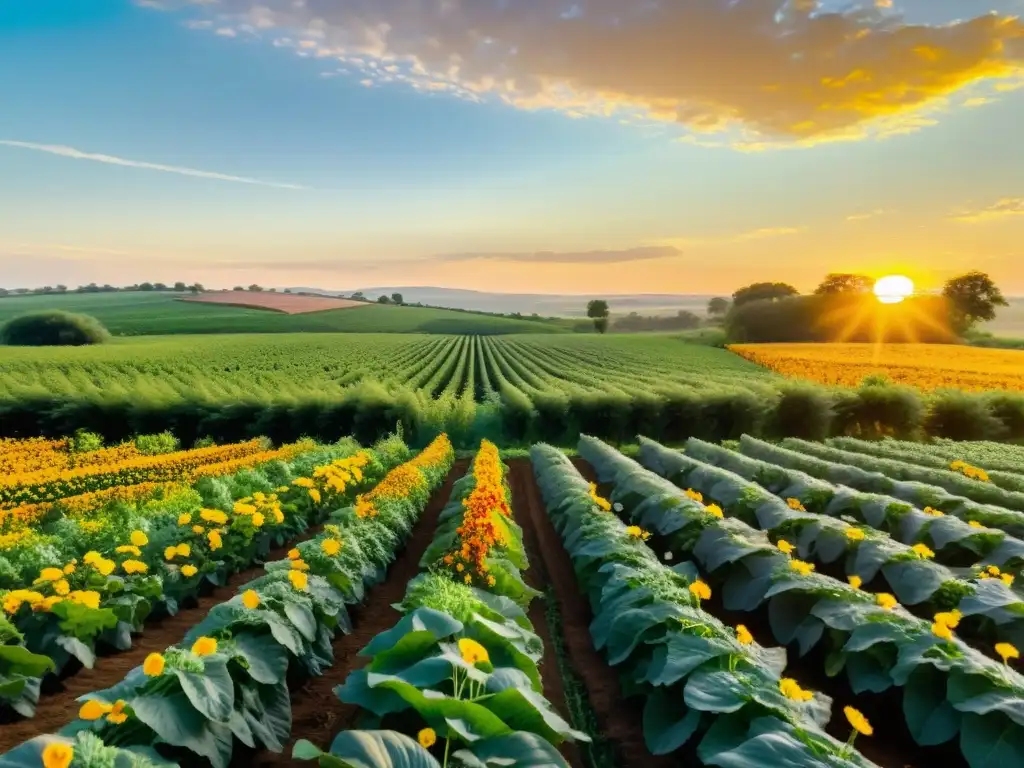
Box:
873;275;915;304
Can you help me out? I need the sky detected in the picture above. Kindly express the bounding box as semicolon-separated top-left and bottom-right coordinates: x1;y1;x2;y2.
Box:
1;0;1023;296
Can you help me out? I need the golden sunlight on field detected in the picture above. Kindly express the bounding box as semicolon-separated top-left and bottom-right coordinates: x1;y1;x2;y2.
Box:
728;343;1024;392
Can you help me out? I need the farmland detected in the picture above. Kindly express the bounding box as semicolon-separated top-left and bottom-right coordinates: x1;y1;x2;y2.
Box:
729;342;1024;392
5;426;1024;767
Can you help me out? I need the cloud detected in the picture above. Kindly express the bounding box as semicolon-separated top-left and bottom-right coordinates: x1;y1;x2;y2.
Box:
846;208;886;221
0;140;308;190
433;246;682;265
156;0;1024;144
951;198;1024;223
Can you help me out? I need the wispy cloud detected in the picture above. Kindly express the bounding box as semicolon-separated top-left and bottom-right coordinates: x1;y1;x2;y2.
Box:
845;209;886;222
951;198;1024;223
432;246;682;265
156;0;1024;146
0;140;309;190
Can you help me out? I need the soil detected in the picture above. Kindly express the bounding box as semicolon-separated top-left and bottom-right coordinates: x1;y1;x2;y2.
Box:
0;528;325;752
508;458;677;768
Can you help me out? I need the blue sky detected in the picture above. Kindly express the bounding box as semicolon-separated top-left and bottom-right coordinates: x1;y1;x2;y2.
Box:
1;0;1023;294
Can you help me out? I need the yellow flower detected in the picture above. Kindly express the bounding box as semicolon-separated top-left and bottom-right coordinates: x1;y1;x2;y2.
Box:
923;507;944;517
41;743;73;768
934;610;961;629
845;527;865;541
164;546;177;561
625;525;643;538
252;512;265;528
192;525;205;534
290;559;310;571
786;498;805;511
181;564;198;578
689;580;712;601
996;642;1020;664
288;548;300;560
844;705;873;736
95;558;115;576
242;589;260;609
121;559;148;575
685;489;703;503
200;509;228;525
848;575;863;590
458;638;490;665
63;563;75;575
789;559;815;577
79;699;112;720
931;621;953;641
115;545;141;556
143;653;166;676
1001;572;1015;587
705;504;724;518
276;486;289;493
308;488;322;504
106;700;128;724
988;565;1001;576
54;579;70;596
130;530;148;547
464;573;473;584
191;636;218;656
83;551;101;565
418;727;437;748
968;520;984;529
38;567;64;582
911;543;935;560
68;590;101;609
178;513;192;526
487;575;496;587
875;593;898;611
321;538;342;556
736;625;753;645
289;570;308;591
776;539;795;555
208;531;223;551
778;677;813;702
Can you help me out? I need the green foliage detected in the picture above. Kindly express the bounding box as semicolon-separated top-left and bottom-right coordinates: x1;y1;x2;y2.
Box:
134;431;180;455
0;310;110;346
813;273;873;295
70;428;104;453
943;271;1008;333
731;281;798;307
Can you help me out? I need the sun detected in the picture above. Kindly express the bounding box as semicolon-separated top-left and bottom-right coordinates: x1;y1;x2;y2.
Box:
873;274;914;304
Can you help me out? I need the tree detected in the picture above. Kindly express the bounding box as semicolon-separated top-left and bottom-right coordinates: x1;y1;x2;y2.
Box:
248;284;263;292
391;292;404;305
732;282;798;307
707;297;730;316
586;299;610;334
138;282;155;291
189;283;204;294
1;311;110;346
814;273;873;295
377;295;391;304
232;286;245;292
351;291;365;300
56;285;67;293
943;271;1008;332
153;282;168;291
173;282;187;292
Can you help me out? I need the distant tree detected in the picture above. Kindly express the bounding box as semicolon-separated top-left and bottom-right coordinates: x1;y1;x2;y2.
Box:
943;271;1008;333
248;284;263;292
173;281;187;292
56;285;67;293
153;282;168;291
707;297;730;316
377;295;391;304
189;283;204;294
586;299;611;334
814;273;873;295
139;282;155;292
232;286;245;292
268;287;277;292
732;282;798;307
391;292;404;305
351;291;366;300
283;288;292;294
0;289;8;297
101;284;116;292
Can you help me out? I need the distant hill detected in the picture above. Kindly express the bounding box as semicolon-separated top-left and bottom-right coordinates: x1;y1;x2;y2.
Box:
288;285;715;317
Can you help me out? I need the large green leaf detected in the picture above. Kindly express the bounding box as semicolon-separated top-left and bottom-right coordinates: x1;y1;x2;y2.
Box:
960;712;1024;768
0;644;56;678
131;690;235;768
366;676;512;740
684;668;749;714
230;632;290;685
643;688;702;754
174;655;235;722
478;687;589;744
453;732;571;767
643;632;735;687
362;609;463;657
903;666;960;746
949;672;1024;728
305;730;441;768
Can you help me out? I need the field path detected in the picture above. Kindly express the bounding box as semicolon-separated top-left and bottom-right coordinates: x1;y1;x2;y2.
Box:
509;458;675;768
0;528;325;752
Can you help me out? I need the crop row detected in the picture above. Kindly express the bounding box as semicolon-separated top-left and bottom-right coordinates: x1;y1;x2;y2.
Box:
576;435;1024;768
0;434;455;767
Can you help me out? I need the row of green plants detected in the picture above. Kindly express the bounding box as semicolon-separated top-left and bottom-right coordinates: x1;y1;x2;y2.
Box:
0;434;455;768
641;437;1024;655
530;442;879;767
739;436;1024;538
684;438;1024;576
0;439;398;719
782;438;1024;512
826;438;1024;493
577;436;1024;768
294;440;589;767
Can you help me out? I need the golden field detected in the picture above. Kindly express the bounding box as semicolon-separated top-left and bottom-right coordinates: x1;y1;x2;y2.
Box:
728;343;1024;392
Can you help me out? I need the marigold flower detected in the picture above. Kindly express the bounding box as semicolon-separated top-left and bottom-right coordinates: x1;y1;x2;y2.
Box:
242;589;260;609
786;498;805;511
63;563;75;575
288;548;300;560
736;625;753;645
208;530;223;551
968;520;984;529
875;593;898;611
486;575;496;587
845;528;865;541
789;559;815;576
115;545;142;556
106;700;128;724
911;543;935;560
988;565;1001;576
38;567;63;582
54;579;70;596
181;564;198;578
776;539;795;555
464;573;473;584
178;513;192;526
321;538;341;556
848;575;863;590
931;621;954;641
290;559;310;571
996;642;1020;664
289;570;308;591
83;551;101;565
1002;573;1016;587
176;543;190;557
130;530;148;547
934;610;961;629
705;504;724;518
689;580;711;601
252;512;265;527
685;489;703;503
192;525;205;534
165;546;177;561
68;590;101;609
95;558;115;576
121;559;148;575
192;636;218;656
458;638;490;665
143;653;166;677
418;727;437;748
923;507;944;517
41;743;73;768
79;699;112;720
844;706;873;736
779;677;813;702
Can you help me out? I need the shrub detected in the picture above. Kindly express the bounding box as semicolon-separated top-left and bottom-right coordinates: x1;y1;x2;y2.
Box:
69;429;104;453
0;311;110;346
135;431;180;455
986;393;1024;441
768;384;834;440
832;383;924;440
924;391;1005;441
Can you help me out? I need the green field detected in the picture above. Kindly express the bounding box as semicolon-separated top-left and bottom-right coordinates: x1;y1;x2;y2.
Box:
0;292;571;335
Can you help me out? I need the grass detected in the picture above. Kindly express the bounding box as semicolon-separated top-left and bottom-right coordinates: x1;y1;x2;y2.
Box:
0;292;570;336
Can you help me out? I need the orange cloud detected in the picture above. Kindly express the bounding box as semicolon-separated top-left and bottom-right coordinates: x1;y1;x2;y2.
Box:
951;198;1024;223
167;1;1024;143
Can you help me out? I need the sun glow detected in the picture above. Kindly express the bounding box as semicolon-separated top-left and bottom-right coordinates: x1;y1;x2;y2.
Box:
873;275;914;304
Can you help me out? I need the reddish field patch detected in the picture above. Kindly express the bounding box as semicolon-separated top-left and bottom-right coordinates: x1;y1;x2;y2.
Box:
181;292;367;315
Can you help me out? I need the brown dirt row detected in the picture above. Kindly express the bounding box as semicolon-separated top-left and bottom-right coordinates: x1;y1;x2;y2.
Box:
0;527;326;752
508;458;676;768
